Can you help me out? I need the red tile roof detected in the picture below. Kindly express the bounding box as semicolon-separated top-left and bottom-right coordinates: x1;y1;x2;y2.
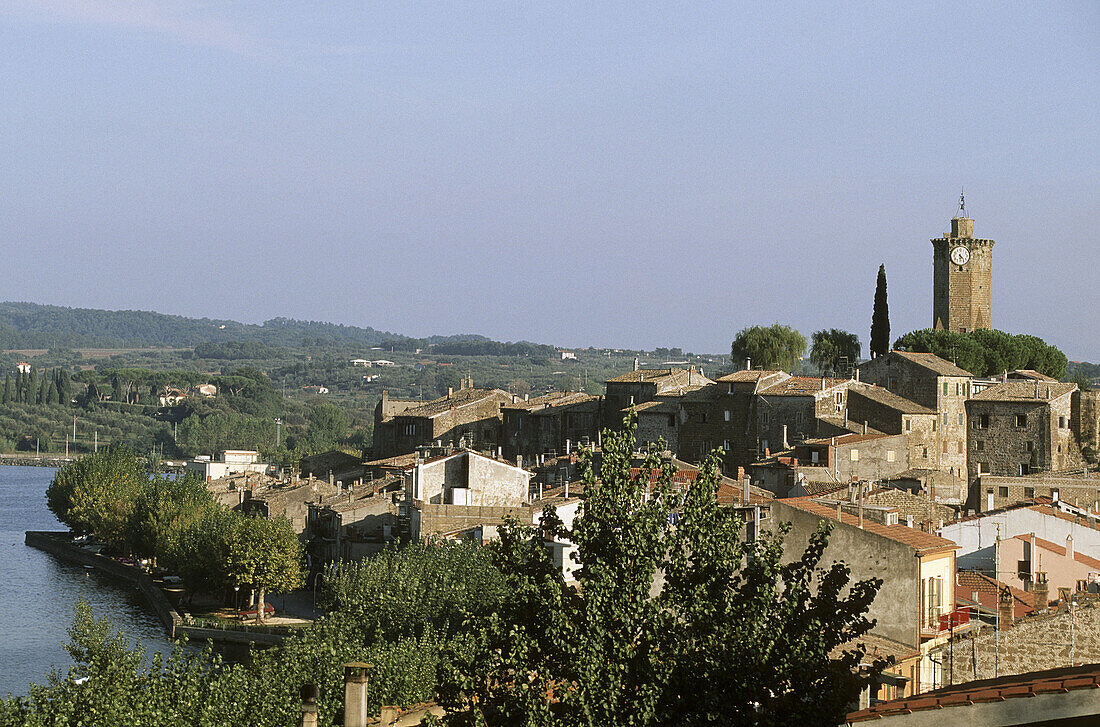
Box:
889;350;974;377
778;497;958;554
1012;533;1100;571
956;571;1035;618
715;369;785;383
758;376;850;396
846;663;1100;722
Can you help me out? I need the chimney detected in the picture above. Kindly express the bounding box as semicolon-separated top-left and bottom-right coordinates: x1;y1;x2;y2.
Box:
1033;572;1049;612
746;358;752;371
863;421;868;435
447;387;453;398
517;454;523;470
524;393;529;401
299;684;319;727
565;439;571;455
633;357;639;372
855;368;860;382
379;707;399;725
1066;534;1075;562
821;378;826;391
782;425;789;450
998;587;1015;628
343;663;371;727
906;514;914;528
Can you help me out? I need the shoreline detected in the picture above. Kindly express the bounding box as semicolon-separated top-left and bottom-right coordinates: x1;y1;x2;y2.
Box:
24;531;290;647
0;455;72;468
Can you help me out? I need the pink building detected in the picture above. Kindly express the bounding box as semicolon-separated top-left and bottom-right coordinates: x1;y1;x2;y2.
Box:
997;532;1100;600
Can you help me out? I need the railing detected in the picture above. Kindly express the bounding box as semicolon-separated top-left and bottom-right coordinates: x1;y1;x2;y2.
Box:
181;615;308;636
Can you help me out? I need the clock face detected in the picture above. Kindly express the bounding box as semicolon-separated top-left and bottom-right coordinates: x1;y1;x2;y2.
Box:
950;246;970;266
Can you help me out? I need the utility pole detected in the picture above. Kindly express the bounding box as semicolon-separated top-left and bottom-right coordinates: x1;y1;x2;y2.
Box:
65;433;69;458
275;418;282;448
73;415;77;440
94;430;98;453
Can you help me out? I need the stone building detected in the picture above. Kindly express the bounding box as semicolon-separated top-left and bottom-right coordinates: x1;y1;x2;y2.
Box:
931;196;995;333
846;384;941;469
634;398;683;454
858;351;974;487
973;472;1100;513
602;367;712;430
371;386;513;458
754;376;853;455
965;381;1083;488
502;391;600;459
750;433;913;497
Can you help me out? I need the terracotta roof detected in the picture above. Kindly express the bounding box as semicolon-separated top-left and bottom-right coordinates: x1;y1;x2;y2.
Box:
392;388;509;418
802;432;895;446
971;381;1076;403
606;368;687;383
758;376;850;397
364;452;420;469
1012;533;1100;571
956;571;1035;618
715;369;785;383
846;663;1100;722
502;391;595;412
633;399;680;414
777;497;959;554
1008;369;1059;382
848;385;935;415
888;350;974;377
831;634;919;663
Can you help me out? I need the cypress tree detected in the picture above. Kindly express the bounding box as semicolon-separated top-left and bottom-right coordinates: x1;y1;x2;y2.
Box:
39;374;49;406
2;373;10;404
870;264;890;359
15;371;24;403
58;369;71;405
28;368;38;404
45;377;57;406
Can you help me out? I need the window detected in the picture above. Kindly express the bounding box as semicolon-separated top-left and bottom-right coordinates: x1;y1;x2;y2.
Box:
977;414;990;429
1024;487;1035;499
403;423;416;436
1026;441;1034;452
998;486;1008;498
933;420;937;432
923;447;928;459
976;440;985;451
724;409;731;422
942;441;949;454
668;414;676;428
1015;413;1027;427
1060;416;1067;429
943;381;949;396
723;439;731;451
955;383;961;396
850;449;859;462
978;462;990;474
700;412;708;423
760;439;769;453
964;382;970;397
887;450;896;462
761;411;769;424
957;441;964;454
811;450;820;463
958;413;965;425
1021;463;1030;476
943;413;950;425
905;418;912;432
888;377;898;389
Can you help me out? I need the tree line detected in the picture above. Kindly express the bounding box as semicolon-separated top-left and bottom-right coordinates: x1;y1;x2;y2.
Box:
2;368;72;406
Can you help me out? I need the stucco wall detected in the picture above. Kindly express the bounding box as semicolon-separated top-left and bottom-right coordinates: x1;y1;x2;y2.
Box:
768;501;921;647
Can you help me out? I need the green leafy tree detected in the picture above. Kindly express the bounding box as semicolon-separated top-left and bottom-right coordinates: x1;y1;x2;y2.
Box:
436;419;883;725
870;264;890;359
809;329;860;376
162;507;236;598
47;446;145;544
226;514;303;621
127;472;216;566
894;328;1068;378
730;324;807;372
304;400;349;452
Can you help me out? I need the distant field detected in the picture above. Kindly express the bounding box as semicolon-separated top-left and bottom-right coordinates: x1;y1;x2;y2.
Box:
4;347;192;358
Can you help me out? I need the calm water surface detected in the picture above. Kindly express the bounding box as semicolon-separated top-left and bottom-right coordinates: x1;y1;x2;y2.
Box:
0;465;181;696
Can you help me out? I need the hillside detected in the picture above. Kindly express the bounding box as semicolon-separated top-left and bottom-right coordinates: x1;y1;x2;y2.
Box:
0;302;490;350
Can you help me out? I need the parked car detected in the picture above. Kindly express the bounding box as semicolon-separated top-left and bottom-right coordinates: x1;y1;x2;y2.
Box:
238;603;275;618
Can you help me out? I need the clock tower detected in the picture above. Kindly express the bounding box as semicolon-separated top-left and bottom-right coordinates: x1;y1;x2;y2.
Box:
931;193;994;333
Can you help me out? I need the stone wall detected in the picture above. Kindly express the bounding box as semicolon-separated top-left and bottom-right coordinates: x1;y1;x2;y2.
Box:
976;472;1100;512
937;602;1100;685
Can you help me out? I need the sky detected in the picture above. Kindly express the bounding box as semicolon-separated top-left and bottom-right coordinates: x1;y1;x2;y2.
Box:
1;2;1097;359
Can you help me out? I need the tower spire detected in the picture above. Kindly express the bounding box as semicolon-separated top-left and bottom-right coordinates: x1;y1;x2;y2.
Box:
957;188;966;217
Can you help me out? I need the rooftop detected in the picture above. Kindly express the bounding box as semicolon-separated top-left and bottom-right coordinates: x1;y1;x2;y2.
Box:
886;350;974;378
606;367;689;384
502;391;596;412
848;385;936;415
970;380;1077;403
1012;533;1100;571
846;663;1100;723
391;388;509;419
778;497;959;554
757;376;850;397
956;571;1035;618
715;369;786;384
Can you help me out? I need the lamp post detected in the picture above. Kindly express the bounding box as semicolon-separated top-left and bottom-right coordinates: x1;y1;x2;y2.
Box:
233;584;240;615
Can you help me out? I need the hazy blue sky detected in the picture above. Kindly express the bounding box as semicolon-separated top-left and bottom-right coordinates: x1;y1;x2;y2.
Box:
1;2;1097;359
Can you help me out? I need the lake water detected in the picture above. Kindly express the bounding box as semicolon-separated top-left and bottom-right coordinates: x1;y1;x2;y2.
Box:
0;465;180;697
